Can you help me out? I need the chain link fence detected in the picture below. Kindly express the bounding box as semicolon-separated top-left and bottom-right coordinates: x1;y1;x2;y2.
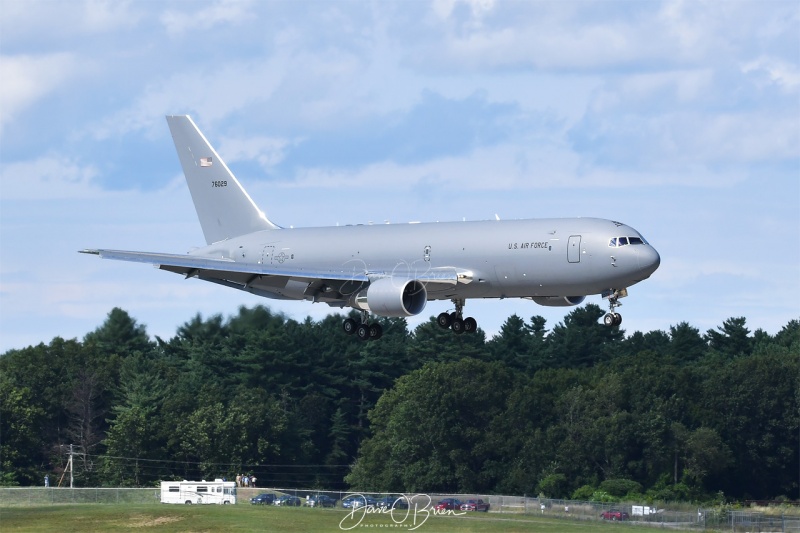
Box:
0;487;157;506
3;487;799;531
730;511;800;532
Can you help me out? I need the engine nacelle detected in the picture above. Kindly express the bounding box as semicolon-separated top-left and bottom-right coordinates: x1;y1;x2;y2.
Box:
350;277;427;317
530;295;586;307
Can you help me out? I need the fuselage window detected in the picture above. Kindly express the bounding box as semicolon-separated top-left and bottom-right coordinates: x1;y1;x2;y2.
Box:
618;236;629;246
609;238;617;247
629;237;644;245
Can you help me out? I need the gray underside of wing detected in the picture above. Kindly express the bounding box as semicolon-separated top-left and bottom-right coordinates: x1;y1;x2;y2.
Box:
81;249;457;305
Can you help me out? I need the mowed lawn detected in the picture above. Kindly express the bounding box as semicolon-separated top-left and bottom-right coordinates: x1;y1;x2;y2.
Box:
0;503;666;532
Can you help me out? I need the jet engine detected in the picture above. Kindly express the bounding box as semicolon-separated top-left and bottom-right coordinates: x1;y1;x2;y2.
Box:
350;277;427;317
530;295;586;307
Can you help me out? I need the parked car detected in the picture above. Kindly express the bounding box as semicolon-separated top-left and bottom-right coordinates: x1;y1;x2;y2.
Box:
600;509;630;521
375;495;409;509
342;494;377;509
435;498;462;511
274;495;302;507
306;494;338;507
460;499;490;512
250;493;277;505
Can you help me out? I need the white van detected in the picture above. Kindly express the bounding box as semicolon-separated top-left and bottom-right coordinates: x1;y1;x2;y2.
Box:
160;479;237;505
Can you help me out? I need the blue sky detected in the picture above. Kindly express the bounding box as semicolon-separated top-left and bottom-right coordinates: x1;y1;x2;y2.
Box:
1;0;798;353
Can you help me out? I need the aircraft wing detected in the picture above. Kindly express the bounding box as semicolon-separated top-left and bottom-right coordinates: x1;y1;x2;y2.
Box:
80;249;457;304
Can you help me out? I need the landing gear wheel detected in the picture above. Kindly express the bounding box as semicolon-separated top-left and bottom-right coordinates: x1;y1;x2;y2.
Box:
343;318;358;335
451;318;465;334
356;323;371;341
463;317;477;333
369;323;383;340
437;312;452;329
603;313;623;327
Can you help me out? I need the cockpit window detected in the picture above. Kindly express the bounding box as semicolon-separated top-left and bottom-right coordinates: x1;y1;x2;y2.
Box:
609;236;648;247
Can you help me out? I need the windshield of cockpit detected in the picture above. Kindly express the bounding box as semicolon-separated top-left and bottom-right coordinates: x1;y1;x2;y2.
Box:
608;236;648;247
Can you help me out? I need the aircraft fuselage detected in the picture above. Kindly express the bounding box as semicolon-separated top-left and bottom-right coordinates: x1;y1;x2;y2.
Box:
194;217;659;305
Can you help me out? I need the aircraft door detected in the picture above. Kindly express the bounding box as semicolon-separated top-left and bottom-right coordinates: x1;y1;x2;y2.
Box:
260;245;274;265
568;235;581;263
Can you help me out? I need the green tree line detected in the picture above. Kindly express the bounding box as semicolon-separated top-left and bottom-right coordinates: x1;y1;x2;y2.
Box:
1;304;797;502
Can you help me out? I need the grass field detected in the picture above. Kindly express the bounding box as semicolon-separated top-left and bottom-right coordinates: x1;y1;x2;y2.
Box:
0;503;678;532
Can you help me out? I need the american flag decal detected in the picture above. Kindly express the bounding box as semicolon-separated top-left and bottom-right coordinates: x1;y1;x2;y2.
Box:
200;157;213;167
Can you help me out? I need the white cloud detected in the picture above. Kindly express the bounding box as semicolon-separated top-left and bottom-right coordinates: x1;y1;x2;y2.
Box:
0;155;100;200
82;0;143;32
160;0;255;37
742;56;800;92
0;53;78;133
276;138;744;193
0;0;141;43
89;56;289;139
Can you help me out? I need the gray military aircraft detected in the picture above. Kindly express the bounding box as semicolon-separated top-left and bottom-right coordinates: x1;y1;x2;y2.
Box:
82;115;660;340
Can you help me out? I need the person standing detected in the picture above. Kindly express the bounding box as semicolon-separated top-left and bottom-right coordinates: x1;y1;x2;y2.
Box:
44;474;49;488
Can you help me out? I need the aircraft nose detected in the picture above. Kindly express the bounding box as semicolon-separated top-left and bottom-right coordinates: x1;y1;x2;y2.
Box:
638;246;661;278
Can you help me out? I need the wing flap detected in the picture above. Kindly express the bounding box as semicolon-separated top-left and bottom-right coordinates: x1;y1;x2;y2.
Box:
80;249;370;283
80;249;461;304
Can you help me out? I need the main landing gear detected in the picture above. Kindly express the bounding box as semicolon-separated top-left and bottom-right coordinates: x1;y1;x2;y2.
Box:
436;299;478;335
602;289;625;327
343;310;383;341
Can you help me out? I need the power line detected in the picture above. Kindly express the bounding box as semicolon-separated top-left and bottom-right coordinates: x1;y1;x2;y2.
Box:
86;453;351;469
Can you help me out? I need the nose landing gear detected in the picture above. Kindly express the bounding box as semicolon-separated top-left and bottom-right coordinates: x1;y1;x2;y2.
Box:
602;288;627;327
603;312;622;327
437;299;478;335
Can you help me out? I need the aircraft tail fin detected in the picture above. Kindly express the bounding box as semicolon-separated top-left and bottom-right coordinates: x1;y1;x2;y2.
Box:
166;115;279;244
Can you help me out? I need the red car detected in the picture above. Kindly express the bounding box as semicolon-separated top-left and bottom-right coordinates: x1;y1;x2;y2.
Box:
435;498;462;511
460;499;490;512
600;509;629;521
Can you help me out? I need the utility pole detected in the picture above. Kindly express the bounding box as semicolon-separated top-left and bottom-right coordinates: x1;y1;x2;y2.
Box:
57;444;75;488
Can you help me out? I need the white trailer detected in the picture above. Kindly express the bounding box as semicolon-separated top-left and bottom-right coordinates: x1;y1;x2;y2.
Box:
160;479;237;505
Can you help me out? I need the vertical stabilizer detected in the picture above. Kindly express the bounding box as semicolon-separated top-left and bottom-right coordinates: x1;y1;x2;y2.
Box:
166;115;279;244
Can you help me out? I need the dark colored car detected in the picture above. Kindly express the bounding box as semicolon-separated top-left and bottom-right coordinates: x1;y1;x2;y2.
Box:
307;494;338;507
460;499;490;512
250;493;277;505
375;495;409;509
435;498;462;511
341;495;377;509
274;495;302;507
600;509;630;521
